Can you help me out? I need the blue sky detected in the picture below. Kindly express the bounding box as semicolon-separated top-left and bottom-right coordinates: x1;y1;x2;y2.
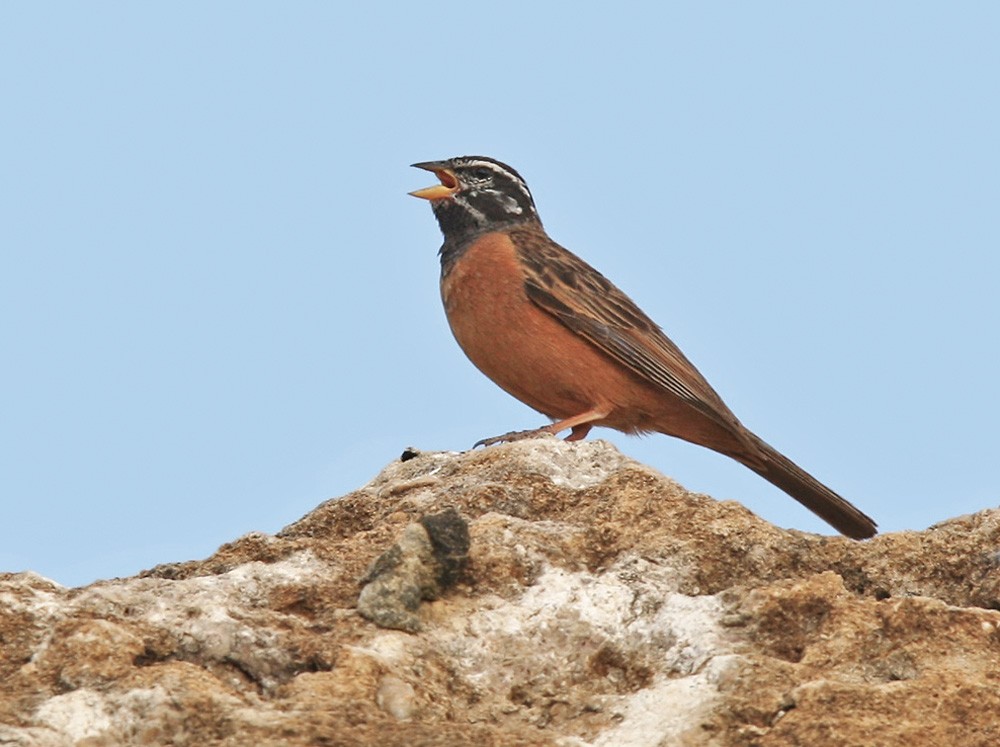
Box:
3;3;998;587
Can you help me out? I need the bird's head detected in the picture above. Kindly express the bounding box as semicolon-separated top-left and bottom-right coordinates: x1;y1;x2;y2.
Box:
410;156;540;242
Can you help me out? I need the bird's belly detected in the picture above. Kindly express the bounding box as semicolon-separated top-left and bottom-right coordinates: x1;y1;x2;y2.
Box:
440;233;652;425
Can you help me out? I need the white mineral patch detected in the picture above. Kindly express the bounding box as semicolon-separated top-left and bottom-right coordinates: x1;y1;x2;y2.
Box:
512;439;637;489
33;688;112;741
424;560;732;745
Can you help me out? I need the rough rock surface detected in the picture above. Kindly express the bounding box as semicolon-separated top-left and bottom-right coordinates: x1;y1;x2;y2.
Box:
2;439;1000;746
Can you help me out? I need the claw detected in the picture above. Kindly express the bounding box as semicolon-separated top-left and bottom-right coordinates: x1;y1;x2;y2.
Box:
473;428;557;449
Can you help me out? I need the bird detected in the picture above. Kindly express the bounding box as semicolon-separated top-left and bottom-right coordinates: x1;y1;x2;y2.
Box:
409;155;877;539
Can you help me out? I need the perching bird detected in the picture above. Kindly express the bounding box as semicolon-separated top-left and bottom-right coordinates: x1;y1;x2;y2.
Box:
410;156;877;539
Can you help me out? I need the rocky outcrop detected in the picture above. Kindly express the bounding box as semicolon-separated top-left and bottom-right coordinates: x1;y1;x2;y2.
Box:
1;439;999;746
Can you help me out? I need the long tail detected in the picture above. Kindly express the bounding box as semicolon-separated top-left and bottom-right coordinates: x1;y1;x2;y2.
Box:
735;432;877;539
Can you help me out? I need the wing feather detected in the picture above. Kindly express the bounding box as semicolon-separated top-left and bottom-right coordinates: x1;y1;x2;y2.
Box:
513;228;738;430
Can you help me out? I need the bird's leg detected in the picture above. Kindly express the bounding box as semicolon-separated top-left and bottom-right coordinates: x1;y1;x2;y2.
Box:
473;407;608;448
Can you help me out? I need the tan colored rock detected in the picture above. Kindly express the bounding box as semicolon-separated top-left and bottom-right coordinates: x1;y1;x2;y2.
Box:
1;439;999;746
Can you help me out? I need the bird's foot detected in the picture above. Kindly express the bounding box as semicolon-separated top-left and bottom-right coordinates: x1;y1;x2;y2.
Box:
473;427;557;449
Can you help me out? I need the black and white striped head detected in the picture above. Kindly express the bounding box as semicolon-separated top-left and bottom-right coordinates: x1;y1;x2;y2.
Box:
410;156;540;243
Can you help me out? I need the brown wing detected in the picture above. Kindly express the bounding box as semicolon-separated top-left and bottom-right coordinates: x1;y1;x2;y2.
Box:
511;227;740;431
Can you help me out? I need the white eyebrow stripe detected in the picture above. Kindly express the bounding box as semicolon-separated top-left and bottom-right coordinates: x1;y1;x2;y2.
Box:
463;158;531;196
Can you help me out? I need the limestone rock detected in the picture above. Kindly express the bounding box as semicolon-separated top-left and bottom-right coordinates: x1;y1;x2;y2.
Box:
1;439;999;746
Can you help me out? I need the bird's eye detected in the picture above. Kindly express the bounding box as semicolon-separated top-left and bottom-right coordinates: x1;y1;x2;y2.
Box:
470;167;493;180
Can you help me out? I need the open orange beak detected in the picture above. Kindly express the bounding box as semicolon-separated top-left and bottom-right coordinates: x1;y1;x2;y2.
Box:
409;162;460;200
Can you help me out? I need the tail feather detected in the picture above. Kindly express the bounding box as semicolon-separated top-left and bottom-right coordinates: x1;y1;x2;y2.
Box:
737;432;877;539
